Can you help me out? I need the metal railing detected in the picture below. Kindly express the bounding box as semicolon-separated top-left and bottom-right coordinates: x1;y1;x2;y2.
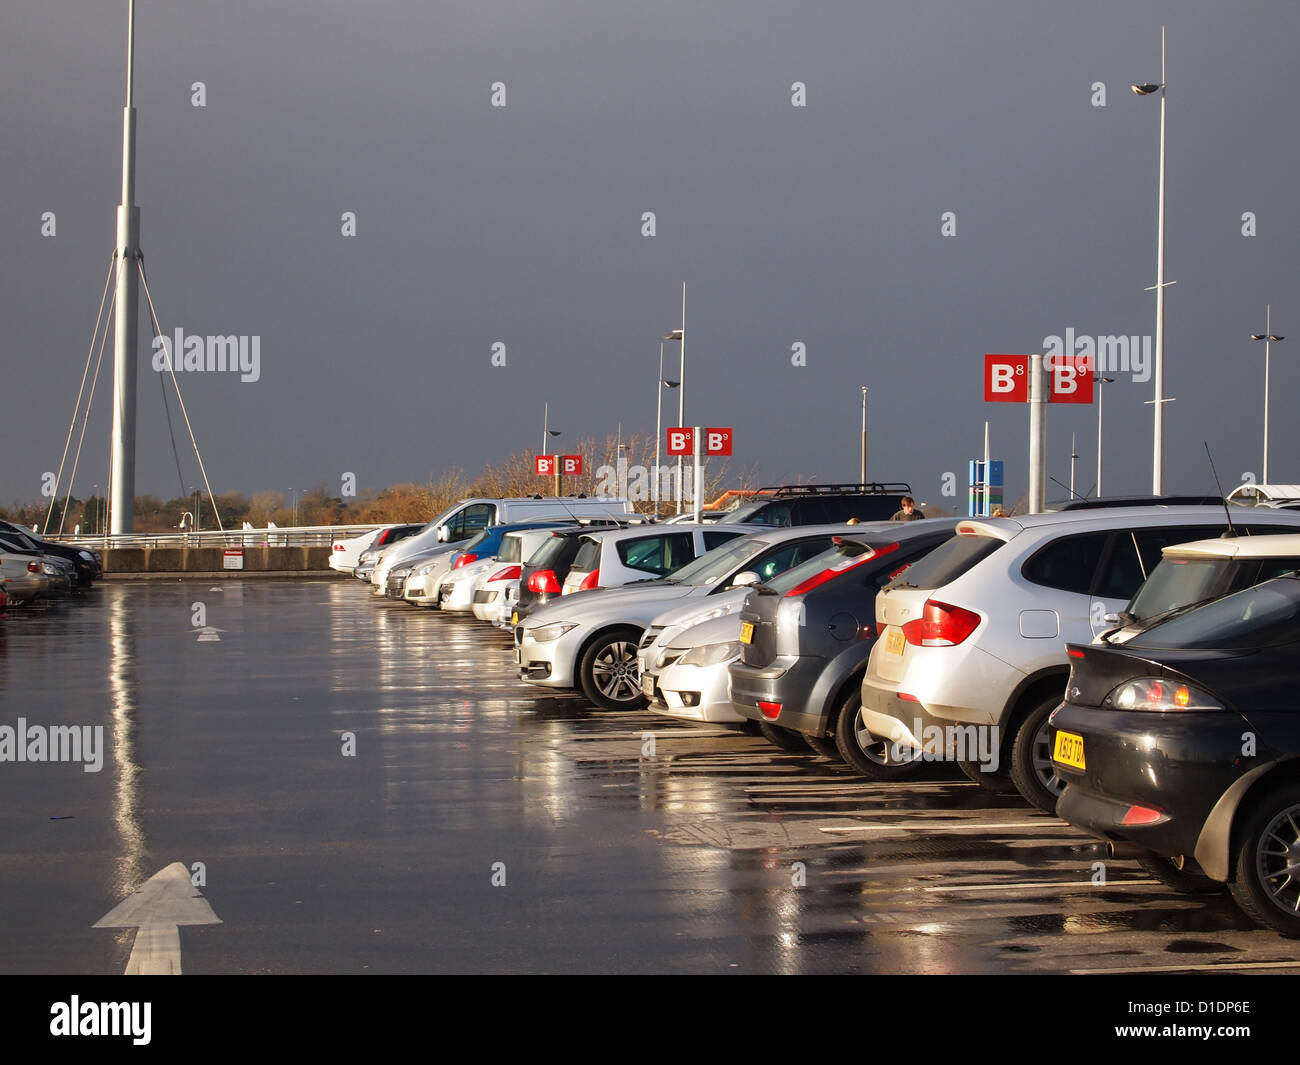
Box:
45;524;389;550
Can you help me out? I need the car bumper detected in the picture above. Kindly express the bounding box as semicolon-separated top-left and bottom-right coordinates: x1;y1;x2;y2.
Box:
515;625;580;688
647;658;744;723
728;654;832;734
860;642;1013;739
1050;702;1257;863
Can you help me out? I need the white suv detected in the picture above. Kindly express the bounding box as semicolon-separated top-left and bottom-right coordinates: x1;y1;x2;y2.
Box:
859;506;1300;812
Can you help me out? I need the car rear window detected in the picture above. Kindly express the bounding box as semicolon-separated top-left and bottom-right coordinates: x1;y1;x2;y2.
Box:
1131;576;1300;649
526;532;573;569
1127;558;1228;622
617;533;694;575
571;537;602;572
889;532;1002;591
498;536;523;564
765;541;870;594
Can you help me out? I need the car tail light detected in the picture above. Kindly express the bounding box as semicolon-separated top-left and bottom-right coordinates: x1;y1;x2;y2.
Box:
1121;803;1167;827
489;565;521;583
1105;678;1224;712
528;570;561;595
27;561;40;573
876;621;887;635
578;569;600;591
333;543;344;551
376;529;393;545
758;700;781;720
901;599;981;647
898;692;919;702
453;553;478;569
785;542;898;597
1067;648;1086;659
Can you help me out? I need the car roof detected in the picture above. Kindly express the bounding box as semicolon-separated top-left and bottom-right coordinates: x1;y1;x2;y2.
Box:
576;522;754;544
954;505;1300;543
1161;532;1300;560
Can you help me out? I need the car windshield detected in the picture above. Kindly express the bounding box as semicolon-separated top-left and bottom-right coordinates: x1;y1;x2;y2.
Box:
1130;576;1300;650
664;536;767;586
1127;558;1228;623
525;532;573;568
722;500;780;524
464;528;493;551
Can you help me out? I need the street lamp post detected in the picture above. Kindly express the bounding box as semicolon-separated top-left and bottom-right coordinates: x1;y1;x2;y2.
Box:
1095;376;1115;497
1133;26;1170;495
1251;305;1285;485
653;338;681;519
663;322;685;513
860;386;868;488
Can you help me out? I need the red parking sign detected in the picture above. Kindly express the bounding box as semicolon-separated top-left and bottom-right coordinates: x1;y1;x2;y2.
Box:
562;455;583;476
704;428;733;456
534;455;555;476
984;354;1029;402
666;427;694;456
1049;355;1094;404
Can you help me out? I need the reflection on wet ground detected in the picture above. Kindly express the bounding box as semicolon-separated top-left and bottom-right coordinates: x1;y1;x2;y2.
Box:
0;580;1294;974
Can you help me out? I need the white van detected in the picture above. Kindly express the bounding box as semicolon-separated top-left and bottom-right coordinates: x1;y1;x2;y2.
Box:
370;496;633;591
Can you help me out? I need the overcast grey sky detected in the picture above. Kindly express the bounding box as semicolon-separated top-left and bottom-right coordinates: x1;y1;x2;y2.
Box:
3;0;1298;509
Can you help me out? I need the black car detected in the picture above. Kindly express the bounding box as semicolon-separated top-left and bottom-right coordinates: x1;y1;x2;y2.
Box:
1052;575;1300;937
729;518;959;773
721;483;915;526
0;521;101;587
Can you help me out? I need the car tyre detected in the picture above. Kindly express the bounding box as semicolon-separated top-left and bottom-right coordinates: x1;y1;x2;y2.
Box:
1228;782;1300;938
833;688;923;780
758;722;809;751
804;734;841;761
1009;694;1069;813
956;757;1018;792
1137;856;1226;895
578;627;649;711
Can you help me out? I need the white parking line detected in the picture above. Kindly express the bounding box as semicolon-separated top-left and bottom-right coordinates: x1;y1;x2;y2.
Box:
819;820;1053;833
924;878;1159;892
1072;959;1300;975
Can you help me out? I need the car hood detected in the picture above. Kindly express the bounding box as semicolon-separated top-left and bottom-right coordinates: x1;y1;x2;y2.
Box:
524;583;701;627
664;610;745;650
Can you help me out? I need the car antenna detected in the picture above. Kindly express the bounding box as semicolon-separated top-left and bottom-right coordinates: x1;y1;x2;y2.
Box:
1049;475;1087;501
1204;442;1239;537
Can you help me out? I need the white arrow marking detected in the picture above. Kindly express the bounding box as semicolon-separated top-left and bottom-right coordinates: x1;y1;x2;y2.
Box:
94;862;221;975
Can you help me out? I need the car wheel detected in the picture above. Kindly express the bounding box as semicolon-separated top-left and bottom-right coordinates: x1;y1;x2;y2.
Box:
832;688;922;780
1137;856;1226;895
758;722;809;751
804;734;841;761
1009;694;1068;814
956;757;1018;792
1228;782;1300;937
578;628;648;711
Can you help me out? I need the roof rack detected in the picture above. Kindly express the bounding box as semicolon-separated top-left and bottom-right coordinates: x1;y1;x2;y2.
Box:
748;482;913;498
1057;495;1224;510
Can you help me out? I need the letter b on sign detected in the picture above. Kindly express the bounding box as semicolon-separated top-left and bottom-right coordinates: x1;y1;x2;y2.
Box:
984;355;1029;403
666;428;694;456
535;455;555;476
562;455;582;476
705;428;733;456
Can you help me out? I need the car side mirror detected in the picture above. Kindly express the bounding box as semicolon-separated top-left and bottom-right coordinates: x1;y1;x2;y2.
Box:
731;571;761;588
1103;613;1120;624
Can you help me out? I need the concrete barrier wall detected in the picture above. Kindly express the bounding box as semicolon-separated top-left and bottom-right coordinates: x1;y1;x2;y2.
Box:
103;546;332;575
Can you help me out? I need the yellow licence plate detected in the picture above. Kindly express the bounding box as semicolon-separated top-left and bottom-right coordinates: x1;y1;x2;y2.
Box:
511;611;519;626
1053;730;1086;770
885;629;906;655
740;621;754;644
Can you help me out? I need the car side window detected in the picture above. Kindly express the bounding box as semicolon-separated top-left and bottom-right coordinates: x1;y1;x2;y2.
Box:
703;530;743;550
1093;532;1147;600
750;537;831;582
618;533;693;575
754;502;792;526
445;504;495;540
1131;526;1217;576
1022;532;1108;595
791;499;829;524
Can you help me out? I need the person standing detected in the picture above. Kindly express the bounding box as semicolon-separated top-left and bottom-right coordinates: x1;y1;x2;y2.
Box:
891;496;924;521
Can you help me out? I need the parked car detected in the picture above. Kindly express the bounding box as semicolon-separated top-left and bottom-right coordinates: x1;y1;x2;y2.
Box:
516;524;850;710
559;524;749;595
859;506;1300;813
0;523;98;588
329;524;421;573
718;483;915;526
643;611;747;726
392;545;462;603
728;520;961;768
1098;532;1300;644
370;496;633;593
1052;575;1300;937
0;546;49;604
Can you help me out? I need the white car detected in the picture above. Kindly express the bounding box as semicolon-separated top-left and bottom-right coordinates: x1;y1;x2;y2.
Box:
559;524;751;595
643;609;747;724
330;526;391;573
859;505;1300;813
517;524;859;710
400;547;462;606
471;528;565;623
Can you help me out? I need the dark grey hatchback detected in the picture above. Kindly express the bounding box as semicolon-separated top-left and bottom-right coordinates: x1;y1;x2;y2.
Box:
729;518;959;775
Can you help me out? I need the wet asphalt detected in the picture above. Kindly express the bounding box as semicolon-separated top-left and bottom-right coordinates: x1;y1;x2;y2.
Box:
0;579;1295;975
